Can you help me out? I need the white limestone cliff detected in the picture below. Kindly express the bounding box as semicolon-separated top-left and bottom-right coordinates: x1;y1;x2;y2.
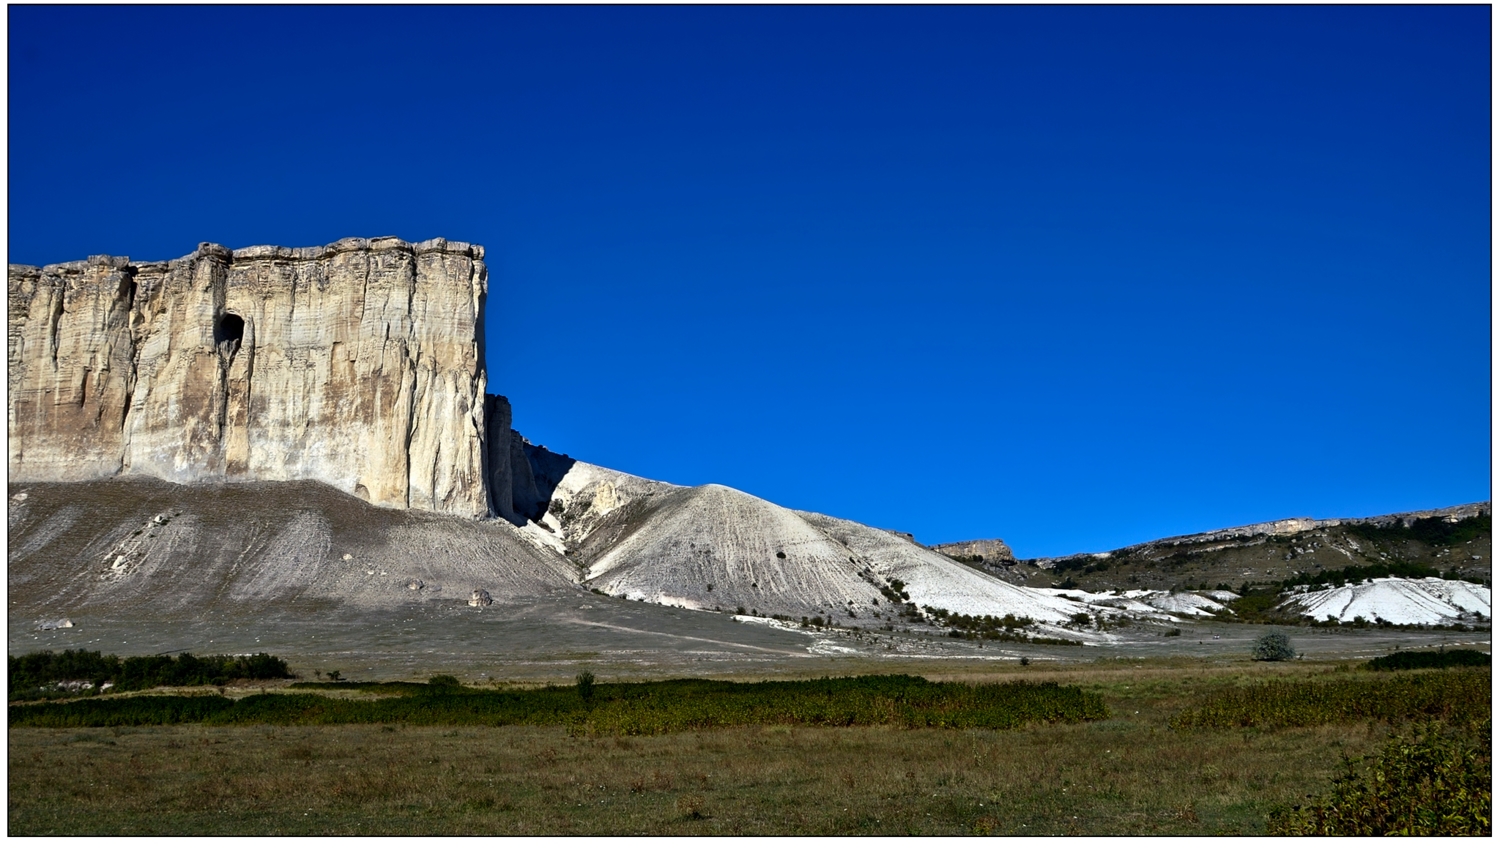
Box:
9;237;507;518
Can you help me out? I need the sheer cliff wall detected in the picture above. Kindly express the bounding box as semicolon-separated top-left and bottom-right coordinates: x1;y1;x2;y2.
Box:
8;236;520;519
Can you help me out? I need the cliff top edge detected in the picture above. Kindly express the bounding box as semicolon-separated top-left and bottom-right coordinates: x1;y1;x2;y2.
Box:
9;236;483;275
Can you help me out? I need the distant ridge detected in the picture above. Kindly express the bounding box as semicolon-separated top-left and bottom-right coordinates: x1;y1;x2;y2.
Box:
941;502;1491;568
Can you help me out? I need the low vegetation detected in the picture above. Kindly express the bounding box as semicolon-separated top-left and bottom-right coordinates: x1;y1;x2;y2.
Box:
1169;669;1490;730
1345;514;1490;548
1268;721;1491;836
920;607;1083;645
1365;648;1490;672
9;675;1108;734
1278;560;1483;591
1222;589;1287;622
11;660;1494;835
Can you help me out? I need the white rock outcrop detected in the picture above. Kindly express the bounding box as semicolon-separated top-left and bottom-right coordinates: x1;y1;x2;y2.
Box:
1279;577;1491;626
9;237;513;518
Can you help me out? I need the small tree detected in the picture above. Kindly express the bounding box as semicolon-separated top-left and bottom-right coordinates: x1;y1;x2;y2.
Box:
1252;632;1296;662
575;669;596;702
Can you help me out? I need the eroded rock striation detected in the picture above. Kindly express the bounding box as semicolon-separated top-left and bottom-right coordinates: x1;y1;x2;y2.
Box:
8;237;527;519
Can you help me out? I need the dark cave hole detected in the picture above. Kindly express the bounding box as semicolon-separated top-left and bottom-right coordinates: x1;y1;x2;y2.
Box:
215;312;245;355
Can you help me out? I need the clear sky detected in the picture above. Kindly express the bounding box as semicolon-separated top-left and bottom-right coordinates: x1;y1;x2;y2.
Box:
8;6;1491;557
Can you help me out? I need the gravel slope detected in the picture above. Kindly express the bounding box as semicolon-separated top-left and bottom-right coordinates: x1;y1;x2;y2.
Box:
539;464;1098;624
579;484;884;623
8;478;579;625
797;511;1090;624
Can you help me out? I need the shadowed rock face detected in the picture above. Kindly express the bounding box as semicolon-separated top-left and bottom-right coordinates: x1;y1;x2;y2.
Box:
8;237;510;519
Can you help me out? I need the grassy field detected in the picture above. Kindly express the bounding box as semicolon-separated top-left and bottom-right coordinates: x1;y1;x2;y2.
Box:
8;660;1488;835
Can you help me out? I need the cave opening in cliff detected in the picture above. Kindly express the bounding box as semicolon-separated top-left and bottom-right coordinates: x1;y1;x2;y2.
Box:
215;312;244;356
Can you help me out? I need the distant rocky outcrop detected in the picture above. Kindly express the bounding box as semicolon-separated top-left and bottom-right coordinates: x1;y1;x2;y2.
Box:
1024;501;1493;568
7;238;539;520
930;538;1016;564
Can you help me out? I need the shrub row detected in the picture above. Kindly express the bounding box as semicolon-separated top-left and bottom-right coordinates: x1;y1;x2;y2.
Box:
9;650;290;699
9;674;1108;734
1169;669;1490;730
1365;649;1490;672
920;607;1083;645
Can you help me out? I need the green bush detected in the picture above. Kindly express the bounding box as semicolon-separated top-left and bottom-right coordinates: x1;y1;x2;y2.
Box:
1268;721;1491;835
1366;649;1490;672
1251;632;1296;661
576;670;596;702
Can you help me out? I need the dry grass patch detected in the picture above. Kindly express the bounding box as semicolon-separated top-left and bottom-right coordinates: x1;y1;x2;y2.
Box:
13;661;1468;835
11;718;1383;834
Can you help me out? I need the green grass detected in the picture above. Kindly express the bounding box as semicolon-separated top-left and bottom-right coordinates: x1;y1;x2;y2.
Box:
1169;669;1490;730
9;675;1108;734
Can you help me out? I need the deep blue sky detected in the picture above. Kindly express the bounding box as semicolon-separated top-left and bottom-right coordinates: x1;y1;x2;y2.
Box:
8;6;1491;557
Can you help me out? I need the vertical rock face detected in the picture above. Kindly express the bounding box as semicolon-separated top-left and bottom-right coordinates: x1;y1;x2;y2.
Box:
9;237;497;518
483;394;520;522
8;256;137;481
